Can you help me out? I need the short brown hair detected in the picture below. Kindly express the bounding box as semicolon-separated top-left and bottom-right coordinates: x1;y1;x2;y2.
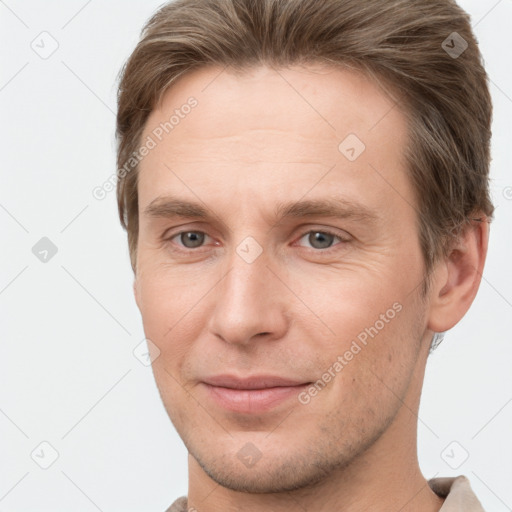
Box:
116;0;494;287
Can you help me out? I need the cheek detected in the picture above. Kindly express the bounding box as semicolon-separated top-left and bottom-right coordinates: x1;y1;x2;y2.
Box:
288;264;402;345
136;275;182;351
137;262;208;319
136;267;218;367
302;270;423;397
310;309;421;440
351;299;422;391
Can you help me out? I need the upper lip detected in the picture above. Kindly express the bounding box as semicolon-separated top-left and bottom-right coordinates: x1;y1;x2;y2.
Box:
202;374;310;390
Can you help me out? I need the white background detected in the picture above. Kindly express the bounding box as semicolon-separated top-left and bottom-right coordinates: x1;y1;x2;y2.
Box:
0;0;511;510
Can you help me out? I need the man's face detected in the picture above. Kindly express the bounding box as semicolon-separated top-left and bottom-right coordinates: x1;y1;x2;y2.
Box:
135;64;433;492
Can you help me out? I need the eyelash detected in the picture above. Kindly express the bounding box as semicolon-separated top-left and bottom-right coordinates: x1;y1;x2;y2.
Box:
164;228;350;255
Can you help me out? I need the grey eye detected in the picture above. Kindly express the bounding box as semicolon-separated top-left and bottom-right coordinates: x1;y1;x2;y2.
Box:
305;231;336;249
179;231;205;248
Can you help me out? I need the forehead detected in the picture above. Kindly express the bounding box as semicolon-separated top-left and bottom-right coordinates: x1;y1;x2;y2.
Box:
137;63;413;220
145;63;405;146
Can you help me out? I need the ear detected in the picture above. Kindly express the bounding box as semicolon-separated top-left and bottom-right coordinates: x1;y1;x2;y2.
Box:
427;217;490;333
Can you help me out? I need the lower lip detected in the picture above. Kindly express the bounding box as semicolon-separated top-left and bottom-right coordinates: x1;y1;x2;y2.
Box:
202;383;310;413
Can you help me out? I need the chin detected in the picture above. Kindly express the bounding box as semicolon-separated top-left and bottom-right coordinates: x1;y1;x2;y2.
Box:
199;458;328;494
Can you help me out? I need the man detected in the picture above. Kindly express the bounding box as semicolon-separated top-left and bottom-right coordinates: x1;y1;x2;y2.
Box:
115;0;494;510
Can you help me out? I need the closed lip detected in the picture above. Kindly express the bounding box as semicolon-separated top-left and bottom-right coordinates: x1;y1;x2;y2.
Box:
202;374;311;390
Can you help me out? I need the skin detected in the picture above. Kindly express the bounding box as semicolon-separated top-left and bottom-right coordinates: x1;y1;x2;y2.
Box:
133;63;489;511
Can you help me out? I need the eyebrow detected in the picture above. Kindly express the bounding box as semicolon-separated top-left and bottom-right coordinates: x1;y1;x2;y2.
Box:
143;195;379;225
144;197;210;219
273;198;378;224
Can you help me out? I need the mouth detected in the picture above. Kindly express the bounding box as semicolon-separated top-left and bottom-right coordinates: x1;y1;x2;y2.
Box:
200;374;312;414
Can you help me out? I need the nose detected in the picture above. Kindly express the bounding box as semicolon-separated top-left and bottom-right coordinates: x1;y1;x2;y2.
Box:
207;248;289;346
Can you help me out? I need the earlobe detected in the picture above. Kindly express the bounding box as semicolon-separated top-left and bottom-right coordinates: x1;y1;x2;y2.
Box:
427;217;490;333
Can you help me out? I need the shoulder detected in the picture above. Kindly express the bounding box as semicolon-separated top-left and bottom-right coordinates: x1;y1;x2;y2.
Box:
164;495;188;512
429;475;486;511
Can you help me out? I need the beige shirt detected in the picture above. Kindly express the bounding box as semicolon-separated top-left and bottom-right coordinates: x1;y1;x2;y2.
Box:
165;475;485;511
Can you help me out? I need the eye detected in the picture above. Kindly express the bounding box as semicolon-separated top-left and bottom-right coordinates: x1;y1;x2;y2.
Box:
296;230;348;250
170;231;211;249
